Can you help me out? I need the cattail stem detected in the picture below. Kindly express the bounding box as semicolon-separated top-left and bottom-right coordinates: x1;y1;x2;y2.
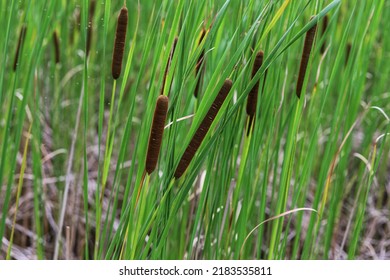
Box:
296;19;317;98
160;37;178;95
112;6;128;79
145;95;169;174
174;79;233;179
13;25;27;72
194;28;207;98
320;15;329;54
246;51;264;134
53;31;60;64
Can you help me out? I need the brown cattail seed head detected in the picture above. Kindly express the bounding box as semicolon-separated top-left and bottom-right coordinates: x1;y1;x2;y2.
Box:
296;18;317;98
246;51;264;117
112;6;128;80
53;31;60;64
145;95;169;174
86;0;96;57
13;25;27;72
174;79;233;179
320;15;329;54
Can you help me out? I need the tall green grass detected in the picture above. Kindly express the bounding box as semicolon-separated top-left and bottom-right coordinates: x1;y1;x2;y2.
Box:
0;0;389;260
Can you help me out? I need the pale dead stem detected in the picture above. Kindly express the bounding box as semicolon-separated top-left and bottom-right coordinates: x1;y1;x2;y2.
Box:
239;207;318;258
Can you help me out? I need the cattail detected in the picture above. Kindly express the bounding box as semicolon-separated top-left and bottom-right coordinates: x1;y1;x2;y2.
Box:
246;51;264;129
296;18;317;99
13;25;27;72
160;37;178;95
174;79;233;179
69;7;80;46
345;42;352;65
53;31;60;64
112;6;128;80
145;95;169;174
194;28;207;98
320;15;329;54
86;0;96;57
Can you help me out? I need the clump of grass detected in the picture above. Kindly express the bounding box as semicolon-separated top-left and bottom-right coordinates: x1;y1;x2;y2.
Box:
13;25;27;72
246;50;264;134
112;6;128;80
174;79;233;179
145;95;169;174
53;31;60;64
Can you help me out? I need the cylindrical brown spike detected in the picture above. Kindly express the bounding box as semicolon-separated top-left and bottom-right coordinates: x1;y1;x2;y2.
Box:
160;37;178;95
320;15;329;54
296;19;317;99
174;79;233;179
86;0;96;57
112;6;128;80
145;95;169;174
53;31;60;64
246;51;264;117
13;25;27;72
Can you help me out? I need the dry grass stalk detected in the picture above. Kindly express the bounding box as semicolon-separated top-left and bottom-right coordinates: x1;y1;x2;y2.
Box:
160;37;178;95
194;28;207;98
13;25;27;72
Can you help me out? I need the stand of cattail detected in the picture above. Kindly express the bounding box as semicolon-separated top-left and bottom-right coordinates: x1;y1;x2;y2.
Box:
296;18;317;99
13;25;27;72
145;95;169;174
112;6;128;80
174;79;233;179
246;50;264;134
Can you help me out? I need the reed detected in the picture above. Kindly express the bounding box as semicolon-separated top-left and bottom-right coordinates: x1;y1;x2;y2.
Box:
320;15;329;54
296;19;317;98
13;25;27;72
246;50;264;133
194;28;207;98
174;79;233;179
112;6;128;80
160;37;178;95
145;95;169;174
53;31;60;64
